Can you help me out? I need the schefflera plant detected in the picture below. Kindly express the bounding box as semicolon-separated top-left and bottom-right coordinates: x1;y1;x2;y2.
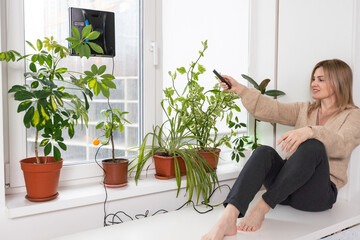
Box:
2;25;116;163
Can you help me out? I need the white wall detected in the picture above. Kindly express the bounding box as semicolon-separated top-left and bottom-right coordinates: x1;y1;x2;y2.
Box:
249;0;360;200
1;1;360;239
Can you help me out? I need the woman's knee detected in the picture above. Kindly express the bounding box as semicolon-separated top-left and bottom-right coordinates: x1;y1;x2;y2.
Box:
293;139;328;165
252;145;276;159
249;145;279;166
298;139;326;154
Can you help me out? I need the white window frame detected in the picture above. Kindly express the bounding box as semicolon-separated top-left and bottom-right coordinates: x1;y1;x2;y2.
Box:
3;0;162;190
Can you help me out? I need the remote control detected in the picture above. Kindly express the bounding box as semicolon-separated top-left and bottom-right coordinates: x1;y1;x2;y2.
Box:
213;69;231;89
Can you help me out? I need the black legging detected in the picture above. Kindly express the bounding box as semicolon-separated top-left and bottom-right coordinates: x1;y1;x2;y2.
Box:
224;139;338;218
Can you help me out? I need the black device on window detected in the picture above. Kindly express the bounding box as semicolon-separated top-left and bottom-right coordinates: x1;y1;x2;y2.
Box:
69;7;115;57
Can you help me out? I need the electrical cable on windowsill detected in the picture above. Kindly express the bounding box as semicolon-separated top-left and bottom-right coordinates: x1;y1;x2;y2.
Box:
103;184;231;226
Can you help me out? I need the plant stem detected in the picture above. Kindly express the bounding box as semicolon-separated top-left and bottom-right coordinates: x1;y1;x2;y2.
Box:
110;129;115;161
35;130;40;164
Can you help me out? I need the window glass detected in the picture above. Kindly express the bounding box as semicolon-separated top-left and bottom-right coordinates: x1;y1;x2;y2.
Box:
24;0;141;164
162;0;249;154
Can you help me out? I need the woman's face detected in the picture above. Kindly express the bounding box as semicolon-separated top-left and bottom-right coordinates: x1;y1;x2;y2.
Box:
311;67;335;100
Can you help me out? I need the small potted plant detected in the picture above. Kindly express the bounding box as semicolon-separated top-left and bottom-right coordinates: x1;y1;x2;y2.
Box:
1;25;115;201
94;107;131;187
165;40;245;169
130;102;218;204
240;74;286;149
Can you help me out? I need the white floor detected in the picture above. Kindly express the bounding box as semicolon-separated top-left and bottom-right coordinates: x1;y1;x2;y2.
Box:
53;190;360;240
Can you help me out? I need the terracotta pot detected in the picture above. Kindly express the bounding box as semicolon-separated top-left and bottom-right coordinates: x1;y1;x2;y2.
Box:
197;148;221;170
153;154;186;180
20;156;63;202
102;158;129;187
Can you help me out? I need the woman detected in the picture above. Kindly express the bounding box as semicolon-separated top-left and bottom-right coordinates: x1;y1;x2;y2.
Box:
202;59;360;240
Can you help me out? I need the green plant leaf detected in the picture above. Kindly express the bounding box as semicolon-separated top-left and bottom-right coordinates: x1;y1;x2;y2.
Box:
100;84;110;98
79;44;86;58
26;41;36;51
17;101;32;112
71;26;80;39
23;106;34;126
105;128;111;138
241;74;260;90
44;142;52;156
86;31;100;40
81;25;92;39
68;124;74;138
58;142;67;151
95;122;104;129
31;54;38;62
91;64;98;74
98;65;106;75
37;39;43;51
118;122;124;133
14;91;34;101
82;92;89;110
85;71;95;77
83;44;91;58
66;37;78;43
100;74;115;80
50;96;57;111
264;89;286;97
40;139;49;147
53;146;61;161
8;85;26;93
259;79;271;93
54;95;63;107
94;82;100;96
177;67;186;74
56;68;67;73
87;42;103;54
31;110;40;126
29;62;37;72
101;79;116;89
31;81;39;88
198;64;206;74
45;54;52;68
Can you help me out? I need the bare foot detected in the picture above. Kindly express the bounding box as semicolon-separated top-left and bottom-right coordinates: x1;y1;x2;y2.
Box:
202;204;239;240
237;198;270;232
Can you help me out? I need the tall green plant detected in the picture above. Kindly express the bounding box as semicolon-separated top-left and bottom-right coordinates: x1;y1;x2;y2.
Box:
165;40;242;150
1;25;115;163
241;74;286;149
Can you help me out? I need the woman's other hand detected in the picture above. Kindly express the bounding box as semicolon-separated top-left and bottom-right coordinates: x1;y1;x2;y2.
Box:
277;127;314;152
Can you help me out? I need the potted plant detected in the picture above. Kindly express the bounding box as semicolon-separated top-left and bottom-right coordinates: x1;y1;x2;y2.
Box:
94;107;131;188
240;74;286;149
130;101;218;204
165;40;245;169
0;25;116;201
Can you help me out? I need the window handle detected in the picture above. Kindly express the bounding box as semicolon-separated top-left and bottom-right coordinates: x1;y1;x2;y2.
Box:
150;41;158;66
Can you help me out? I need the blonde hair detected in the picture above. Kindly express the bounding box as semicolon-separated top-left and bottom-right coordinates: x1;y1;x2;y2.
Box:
308;59;357;115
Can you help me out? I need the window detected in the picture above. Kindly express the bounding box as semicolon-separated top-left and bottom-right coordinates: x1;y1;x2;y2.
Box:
5;0;158;188
162;0;249;157
23;0;141;164
4;0;248;189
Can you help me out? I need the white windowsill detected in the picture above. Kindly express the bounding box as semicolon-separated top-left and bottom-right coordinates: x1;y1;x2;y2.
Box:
5;161;244;219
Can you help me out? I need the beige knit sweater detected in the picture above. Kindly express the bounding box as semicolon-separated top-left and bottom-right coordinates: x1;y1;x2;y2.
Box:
239;87;360;189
